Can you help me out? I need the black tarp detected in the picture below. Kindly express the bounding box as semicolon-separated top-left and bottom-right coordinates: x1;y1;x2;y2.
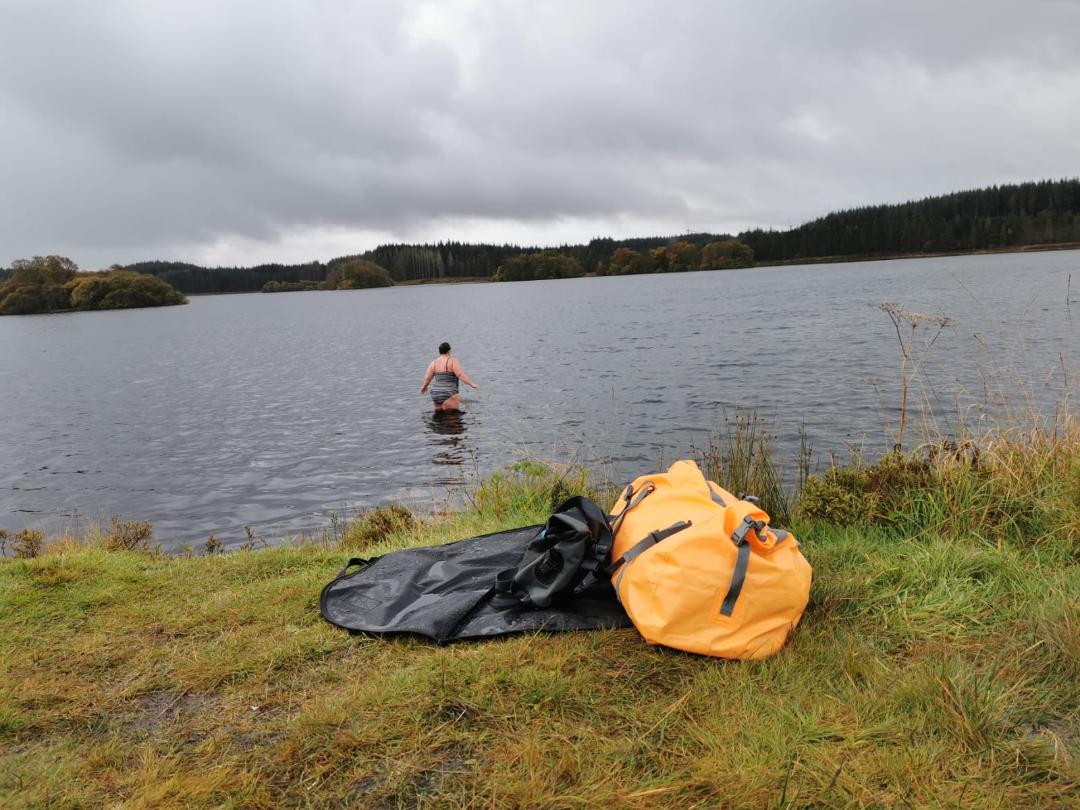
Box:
319;525;632;643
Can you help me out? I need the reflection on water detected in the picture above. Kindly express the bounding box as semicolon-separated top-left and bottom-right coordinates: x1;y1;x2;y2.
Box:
425;409;468;469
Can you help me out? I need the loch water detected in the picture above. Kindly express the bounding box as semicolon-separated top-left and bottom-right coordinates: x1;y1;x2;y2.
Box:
2;250;1078;547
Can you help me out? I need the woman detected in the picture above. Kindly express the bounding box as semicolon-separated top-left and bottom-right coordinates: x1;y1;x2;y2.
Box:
419;342;479;411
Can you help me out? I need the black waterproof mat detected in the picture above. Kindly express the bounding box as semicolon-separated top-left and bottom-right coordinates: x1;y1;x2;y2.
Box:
320;526;632;643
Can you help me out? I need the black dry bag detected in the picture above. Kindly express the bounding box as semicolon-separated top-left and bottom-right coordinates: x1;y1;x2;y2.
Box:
495;496;614;608
319;497;631;644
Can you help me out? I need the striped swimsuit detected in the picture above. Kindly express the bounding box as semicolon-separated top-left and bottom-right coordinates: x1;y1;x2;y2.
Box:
429;357;459;404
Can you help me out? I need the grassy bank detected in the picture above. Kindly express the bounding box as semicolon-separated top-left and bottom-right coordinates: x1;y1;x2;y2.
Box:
2;439;1078;808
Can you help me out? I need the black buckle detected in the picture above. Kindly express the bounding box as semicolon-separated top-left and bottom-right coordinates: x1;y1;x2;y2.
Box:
731;516;765;546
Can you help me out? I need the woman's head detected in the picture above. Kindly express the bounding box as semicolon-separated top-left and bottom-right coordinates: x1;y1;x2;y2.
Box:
438;342;451;355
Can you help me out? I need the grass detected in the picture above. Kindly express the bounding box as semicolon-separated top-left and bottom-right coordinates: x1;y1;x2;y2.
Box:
1;437;1078;808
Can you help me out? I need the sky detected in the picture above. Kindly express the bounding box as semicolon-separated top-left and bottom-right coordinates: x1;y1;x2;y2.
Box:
2;0;1079;269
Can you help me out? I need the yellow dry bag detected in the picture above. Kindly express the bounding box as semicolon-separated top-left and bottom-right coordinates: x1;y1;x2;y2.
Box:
609;460;812;659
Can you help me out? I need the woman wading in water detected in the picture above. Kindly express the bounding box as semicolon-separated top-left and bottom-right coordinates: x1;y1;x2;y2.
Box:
420;342;479;411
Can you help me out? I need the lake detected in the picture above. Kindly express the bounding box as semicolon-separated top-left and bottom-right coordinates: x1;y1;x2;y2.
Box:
2;250;1078;548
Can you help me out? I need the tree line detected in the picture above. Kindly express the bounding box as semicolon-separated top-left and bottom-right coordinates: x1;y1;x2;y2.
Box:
123;260;327;296
117;235;740;293
7;178;1078;294
740;178;1080;262
493;239;754;281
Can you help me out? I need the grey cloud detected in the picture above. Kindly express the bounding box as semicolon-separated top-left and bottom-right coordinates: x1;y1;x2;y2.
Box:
1;0;1078;267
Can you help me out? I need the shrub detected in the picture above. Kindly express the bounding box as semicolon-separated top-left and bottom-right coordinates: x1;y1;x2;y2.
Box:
12;529;45;559
700;239;754;269
340;504;418;552
91;271;186;309
323;260;393;290
0;284;66;315
262;280;322;293
67;275;110;309
796;465;877;526
10;255;77;286
0;256;76;315
606;248;645;276
495;253;584;282
652;241;700;272
796;451;944;526
103;517;154;552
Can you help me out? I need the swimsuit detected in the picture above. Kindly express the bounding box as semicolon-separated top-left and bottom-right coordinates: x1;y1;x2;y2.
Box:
429;357;459;404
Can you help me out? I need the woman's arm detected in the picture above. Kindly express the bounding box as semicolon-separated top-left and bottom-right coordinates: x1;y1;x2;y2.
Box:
419;361;434;393
452;358;479;390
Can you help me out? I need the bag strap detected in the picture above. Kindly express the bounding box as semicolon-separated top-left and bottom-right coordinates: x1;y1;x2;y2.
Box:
335;557;369;578
706;480;728;507
719;516;765;617
610;480;655;536
606;520;692;577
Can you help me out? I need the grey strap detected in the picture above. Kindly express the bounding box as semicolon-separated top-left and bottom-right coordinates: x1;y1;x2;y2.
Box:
707;481;727;507
334;557;370;579
610;481;656;536
607;520;692;577
720;516;764;617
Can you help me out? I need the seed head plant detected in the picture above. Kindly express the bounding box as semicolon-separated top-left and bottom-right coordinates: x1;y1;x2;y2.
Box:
879;303;952;449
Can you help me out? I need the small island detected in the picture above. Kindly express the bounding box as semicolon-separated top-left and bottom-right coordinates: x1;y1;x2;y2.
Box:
0;256;187;316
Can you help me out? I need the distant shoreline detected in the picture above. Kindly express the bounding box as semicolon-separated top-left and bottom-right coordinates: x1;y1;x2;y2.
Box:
751;240;1080;268
179;241;1080;296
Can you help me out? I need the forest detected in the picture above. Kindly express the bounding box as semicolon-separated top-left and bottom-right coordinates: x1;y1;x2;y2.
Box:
7;179;1078;295
740;178;1080;262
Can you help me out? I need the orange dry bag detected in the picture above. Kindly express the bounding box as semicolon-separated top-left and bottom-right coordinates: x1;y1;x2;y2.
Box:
609;460;812;659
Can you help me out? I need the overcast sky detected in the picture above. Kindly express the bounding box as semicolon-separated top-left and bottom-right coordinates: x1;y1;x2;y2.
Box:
2;1;1079;269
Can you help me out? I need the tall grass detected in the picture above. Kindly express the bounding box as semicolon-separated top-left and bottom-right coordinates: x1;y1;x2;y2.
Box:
696;412;799;525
